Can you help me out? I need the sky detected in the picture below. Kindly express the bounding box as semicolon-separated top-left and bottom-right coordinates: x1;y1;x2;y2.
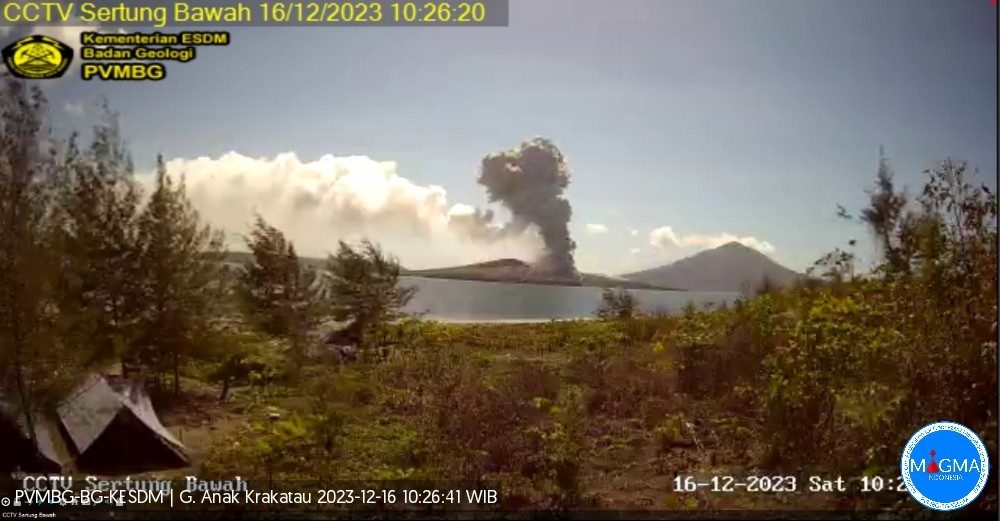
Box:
6;0;997;275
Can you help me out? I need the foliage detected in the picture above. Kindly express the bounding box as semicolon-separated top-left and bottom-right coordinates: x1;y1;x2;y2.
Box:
860;148;910;273
237;214;322;372
595;287;638;319
322;240;416;348
0;75;67;435
664;154;998;511
132;155;227;396
1;82;995;512
203;328;287;401
53;101;143;372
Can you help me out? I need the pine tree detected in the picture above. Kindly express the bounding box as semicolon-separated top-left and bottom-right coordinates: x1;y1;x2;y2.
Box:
0;76;62;443
860;148;910;274
238;215;321;372
324;240;415;349
53;101;143;373
134;155;226;396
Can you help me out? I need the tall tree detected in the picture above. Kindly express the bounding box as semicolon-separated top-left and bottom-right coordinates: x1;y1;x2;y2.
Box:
238;215;321;371
134;155;226;396
0;76;62;444
324;240;415;349
860;148;910;274
53;101;143;373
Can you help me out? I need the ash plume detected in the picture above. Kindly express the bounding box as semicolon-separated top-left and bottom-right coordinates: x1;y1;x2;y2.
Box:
477;137;578;278
160;152;542;269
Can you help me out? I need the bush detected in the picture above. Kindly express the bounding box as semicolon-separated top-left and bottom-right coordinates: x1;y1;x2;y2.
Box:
668;158;997;511
203;328;287;401
196;155;996;512
595;287;638;319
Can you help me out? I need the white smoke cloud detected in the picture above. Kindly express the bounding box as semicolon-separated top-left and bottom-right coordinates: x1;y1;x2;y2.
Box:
585;223;608;235
45;24;93;54
629;228;639;237
158;152;543;269
630;248;641;255
649;226;775;253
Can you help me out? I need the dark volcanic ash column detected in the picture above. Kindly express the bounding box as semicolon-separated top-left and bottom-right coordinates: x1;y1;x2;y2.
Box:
477;137;579;279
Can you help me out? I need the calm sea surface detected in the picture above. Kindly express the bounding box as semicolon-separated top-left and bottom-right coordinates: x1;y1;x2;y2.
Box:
399;276;739;322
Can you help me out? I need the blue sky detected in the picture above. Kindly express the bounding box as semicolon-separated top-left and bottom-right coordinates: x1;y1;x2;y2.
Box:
14;0;998;274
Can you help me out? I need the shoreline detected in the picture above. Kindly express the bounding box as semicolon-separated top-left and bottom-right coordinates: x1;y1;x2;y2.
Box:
416;317;590;324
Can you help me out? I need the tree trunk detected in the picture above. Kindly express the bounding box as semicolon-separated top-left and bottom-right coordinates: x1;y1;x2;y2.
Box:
292;331;301;373
173;350;180;397
219;377;230;402
11;295;38;451
14;343;38;450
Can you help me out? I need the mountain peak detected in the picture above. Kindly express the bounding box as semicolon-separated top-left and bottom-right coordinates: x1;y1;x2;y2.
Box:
621;241;804;292
716;241;757;251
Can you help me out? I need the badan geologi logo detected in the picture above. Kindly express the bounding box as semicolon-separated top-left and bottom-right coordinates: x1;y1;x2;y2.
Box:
901;421;990;511
2;35;74;79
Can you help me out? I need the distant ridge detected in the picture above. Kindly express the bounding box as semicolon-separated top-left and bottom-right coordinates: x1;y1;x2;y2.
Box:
223;252;679;291
403;258;680;290
621;242;806;292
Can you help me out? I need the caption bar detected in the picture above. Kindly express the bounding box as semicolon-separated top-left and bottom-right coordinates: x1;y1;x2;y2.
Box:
0;476;501;512
0;0;510;28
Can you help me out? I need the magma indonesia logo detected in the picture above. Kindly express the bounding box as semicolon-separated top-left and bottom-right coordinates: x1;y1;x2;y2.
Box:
901;421;990;511
2;35;74;79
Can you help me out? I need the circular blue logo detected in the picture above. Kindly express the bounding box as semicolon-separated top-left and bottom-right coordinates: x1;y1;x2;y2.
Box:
900;421;990;511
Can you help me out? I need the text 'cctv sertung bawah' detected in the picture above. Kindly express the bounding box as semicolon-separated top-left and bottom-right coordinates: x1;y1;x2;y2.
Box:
3;2;252;29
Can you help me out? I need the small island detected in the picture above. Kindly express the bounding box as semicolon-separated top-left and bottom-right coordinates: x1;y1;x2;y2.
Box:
401;258;681;291
224;252;679;290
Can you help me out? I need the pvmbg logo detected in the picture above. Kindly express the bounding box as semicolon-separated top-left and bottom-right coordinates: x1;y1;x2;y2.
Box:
2;35;74;79
901;421;990;511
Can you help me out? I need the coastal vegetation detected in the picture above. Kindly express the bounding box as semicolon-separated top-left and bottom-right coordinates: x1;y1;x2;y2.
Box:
1;76;996;514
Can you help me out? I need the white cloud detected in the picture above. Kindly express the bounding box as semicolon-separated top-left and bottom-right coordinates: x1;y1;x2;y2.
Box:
157;152;543;269
648;226;775;253
629;228;639;237
46;24;92;52
630;248;641;255
648;226;681;249
585;223;608;235
63;102;87;116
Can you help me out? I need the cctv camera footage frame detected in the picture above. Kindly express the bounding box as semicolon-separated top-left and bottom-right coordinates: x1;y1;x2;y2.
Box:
0;0;997;520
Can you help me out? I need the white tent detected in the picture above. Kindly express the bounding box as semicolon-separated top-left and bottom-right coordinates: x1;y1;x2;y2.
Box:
57;374;190;474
